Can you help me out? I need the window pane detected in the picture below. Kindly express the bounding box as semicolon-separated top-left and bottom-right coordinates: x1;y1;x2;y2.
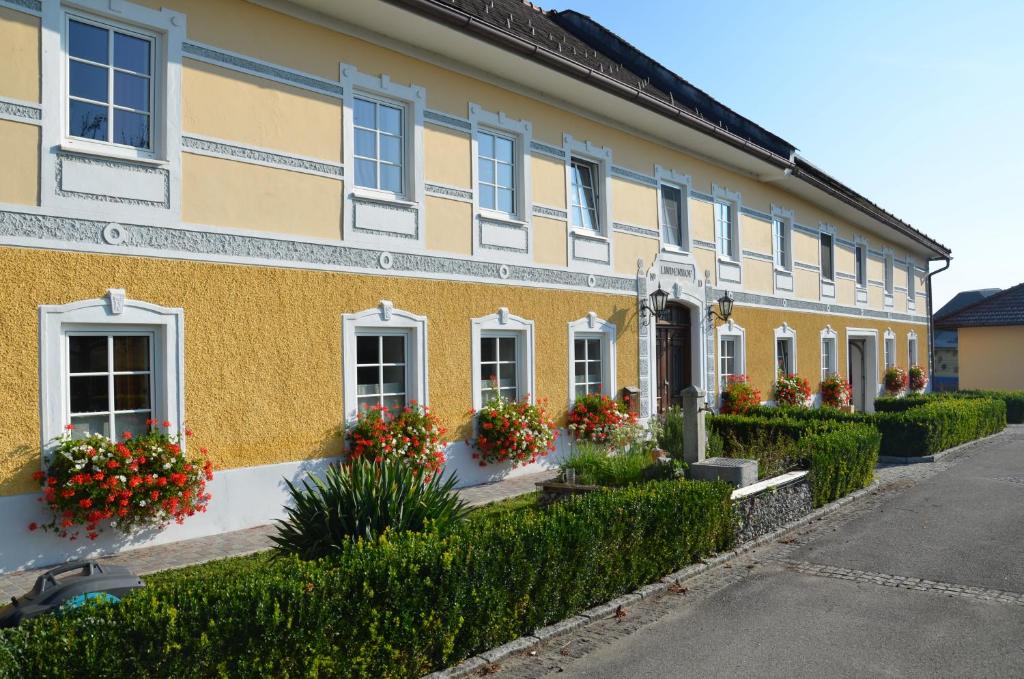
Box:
354;98;375;128
113;336;149;371
477;184;494;210
378;105;401;135
574;361;586;379
70;413;109;437
499;337;516;361
381;366;405;394
496;162;513;188
572;162;593;190
498;362;516;388
114;374;151;410
381;336;404;364
578;207;595;230
586;339;601;360
354;158;376;189
662;186;681;246
480;337;496;362
69;20;109;64
500;387;518;400
356;366;379;395
574;339;585;359
356;335;378;364
575;384;588;397
70;61;108;102
354;128;376;158
357;396;378;412
113;110;149;149
494;136;513;162
380;164;402;194
586;362;601;384
69;100;108;141
478;132;494;158
114;32;150;74
70;335;108;373
821;235;834;280
478;158;494;184
70;375;108;413
480;363;498;384
381;394;405;413
379;134;401;164
115;411;150;438
497;188;513;214
114;71;149;110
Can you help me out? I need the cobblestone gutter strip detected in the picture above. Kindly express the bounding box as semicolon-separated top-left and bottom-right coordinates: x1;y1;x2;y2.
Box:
421;480;881;678
780;560;1024;606
877;429;1007;465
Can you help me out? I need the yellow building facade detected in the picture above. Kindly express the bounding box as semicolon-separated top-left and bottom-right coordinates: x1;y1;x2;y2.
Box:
0;0;949;570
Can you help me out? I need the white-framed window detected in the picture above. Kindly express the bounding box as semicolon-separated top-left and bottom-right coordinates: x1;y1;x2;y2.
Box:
39;289;185;460
471;309;535;410
774;323;797;377
821;326;839;381
908;332;919;366
772;217;792;270
712;184;742;267
715;201;734;258
568;313;617;402
820;231;835;282
717;321;746;391
65;14;155;153
656;166;692;252
342;302;428;423
855;242;868;287
477;130;515;215
884;330;896;369
353;95;404;195
570;157;601;231
907;258;917;301
884;253;895;295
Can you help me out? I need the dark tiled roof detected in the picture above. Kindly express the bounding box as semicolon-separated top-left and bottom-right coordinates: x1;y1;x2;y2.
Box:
935;283;1024;328
933;288;1001;320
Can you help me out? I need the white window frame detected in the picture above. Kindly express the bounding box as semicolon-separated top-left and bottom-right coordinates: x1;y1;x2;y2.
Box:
774;323;798;378
883;248;895;308
771;214;793;271
884;328;897;369
39;289;184;463
341;63;425;246
351;93;406;195
854;237;869;289
908;331;919;367
567;313;617;404
716;320;746;391
567;156;605;234
906;256;917;310
563;134;613;271
713;184;743;285
820;325;839;382
342;301;428;424
655;165;692;254
471;308;535;410
819;223;837;283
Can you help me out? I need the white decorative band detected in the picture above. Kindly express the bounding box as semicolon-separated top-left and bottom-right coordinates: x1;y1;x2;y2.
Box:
690;190;713;203
0;98;42;124
835;272;857;281
794;261;820;272
182;136;343;179
610;165;657;187
424;183;473;202
0;0;40;14
182;42;344;98
533;204;568;220
529;141;565;159
709;287;929;324
423;109;471;132
693;239;717;251
740;206;772;223
793;223;819;237
613;222;659;239
742;249;773;262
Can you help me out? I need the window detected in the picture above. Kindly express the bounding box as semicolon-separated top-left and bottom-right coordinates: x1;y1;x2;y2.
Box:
67;16;154;151
855;244;867;287
884;254;895;295
720;336;739;389
570;158;600;231
480;334;519;402
573;336;603;397
66;333;153;436
821;336;837;381
777;338;794;376
885;335;896;369
661;184;685;248
907;262;916;300
772;218;790;269
354;334;407;413
820;232;835;281
477;130;515;215
715;202;734;258
908;335;919;366
353;96;404;194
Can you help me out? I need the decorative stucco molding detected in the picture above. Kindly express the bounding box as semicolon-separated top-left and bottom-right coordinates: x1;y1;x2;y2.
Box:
423;108;471;132
182;135;343;179
54;153;170;208
425;183;473;202
182;42;343;97
529;140;565;159
708;287;929;324
532;204;568;220
0;98;42;123
739;206;772;223
0;0;41;14
610;165;658;187
613;222;659;239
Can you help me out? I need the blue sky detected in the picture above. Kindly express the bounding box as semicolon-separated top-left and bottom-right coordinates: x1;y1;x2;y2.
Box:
570;0;1024;308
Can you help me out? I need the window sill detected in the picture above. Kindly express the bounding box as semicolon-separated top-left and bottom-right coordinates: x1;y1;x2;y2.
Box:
350;189;419;209
478;211;527;228
717;255;740;265
774;266;792;274
570;228;608;241
661;245;692;256
59;142;168;167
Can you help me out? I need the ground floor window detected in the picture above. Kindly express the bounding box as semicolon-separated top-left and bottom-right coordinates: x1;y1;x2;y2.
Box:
908;334;919;366
67;332;153;437
480;333;519;402
776;337;794;375
821;336;837;381
720;336;738;388
885;333;896;369
573;335;603;397
354;333;407;413
472;309;535;410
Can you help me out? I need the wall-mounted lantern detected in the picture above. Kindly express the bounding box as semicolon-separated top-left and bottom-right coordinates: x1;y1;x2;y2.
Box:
639;286;669;326
707;291;735;323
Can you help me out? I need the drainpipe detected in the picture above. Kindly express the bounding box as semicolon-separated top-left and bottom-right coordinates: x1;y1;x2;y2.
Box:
926;256;952;390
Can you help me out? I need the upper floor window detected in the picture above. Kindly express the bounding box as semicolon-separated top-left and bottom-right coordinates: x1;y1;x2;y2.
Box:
907;261;916;300
715;202;735;258
884;253;895;295
67;16;154;151
353;96;404;195
855;244;867;287
477;130;516;216
660;184;686;249
570;158;600;231
820;232;835;281
772;218;791;270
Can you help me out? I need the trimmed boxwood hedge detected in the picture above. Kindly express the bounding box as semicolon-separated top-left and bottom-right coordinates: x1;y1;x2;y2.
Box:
802;424;881;507
0;479;734;679
876;390;1024;423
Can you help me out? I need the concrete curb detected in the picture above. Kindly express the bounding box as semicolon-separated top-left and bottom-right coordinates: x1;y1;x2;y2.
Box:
420;479;883;678
877;428;1006;465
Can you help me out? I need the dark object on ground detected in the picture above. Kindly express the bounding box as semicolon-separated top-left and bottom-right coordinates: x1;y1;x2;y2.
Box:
0;561;144;628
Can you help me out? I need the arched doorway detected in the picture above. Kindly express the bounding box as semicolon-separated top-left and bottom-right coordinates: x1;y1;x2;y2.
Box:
656;303;692;413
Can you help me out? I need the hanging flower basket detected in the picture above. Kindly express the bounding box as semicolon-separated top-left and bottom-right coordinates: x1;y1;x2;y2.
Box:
469;393;558;468
567;393;637;443
346;403;448;480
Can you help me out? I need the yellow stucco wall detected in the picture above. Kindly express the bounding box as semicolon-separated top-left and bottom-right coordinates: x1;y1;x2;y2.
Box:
182;61;342;162
612;180;657;228
741;215;771;254
0;119;39;205
424;195;472;255
718;305;927;400
532;155;566;209
0;7;39;103
743;259;773;295
425;126;471;189
613;231;658;276
0;247;639;496
958;326;1024;390
181;154;343;239
533;216;568;267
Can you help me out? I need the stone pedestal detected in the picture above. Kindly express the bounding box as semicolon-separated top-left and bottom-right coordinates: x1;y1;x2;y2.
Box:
681;385;707;465
689;457;758;488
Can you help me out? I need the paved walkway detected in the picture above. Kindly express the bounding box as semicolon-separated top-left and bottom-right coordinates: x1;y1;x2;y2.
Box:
0;469;554;601
490;425;1024;678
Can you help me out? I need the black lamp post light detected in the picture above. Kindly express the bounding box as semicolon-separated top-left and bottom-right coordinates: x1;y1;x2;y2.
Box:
639;286;670;326
707;291;735;323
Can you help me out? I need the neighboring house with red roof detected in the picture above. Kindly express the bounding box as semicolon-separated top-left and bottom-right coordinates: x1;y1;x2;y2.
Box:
935;283;1024;390
931;288;1001;390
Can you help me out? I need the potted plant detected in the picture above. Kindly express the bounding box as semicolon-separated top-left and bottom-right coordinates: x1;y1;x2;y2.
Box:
346;402;448;481
884;366;909;396
567;393;637;444
469;390;558;467
774;373;812;407
720;375;762;414
820;373;853;410
908;365;928;394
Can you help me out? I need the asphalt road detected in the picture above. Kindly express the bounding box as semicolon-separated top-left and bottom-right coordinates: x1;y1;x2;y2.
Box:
495;426;1024;679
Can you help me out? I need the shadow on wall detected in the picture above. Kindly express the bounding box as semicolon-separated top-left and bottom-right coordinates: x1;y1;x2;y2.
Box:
0;444;38;497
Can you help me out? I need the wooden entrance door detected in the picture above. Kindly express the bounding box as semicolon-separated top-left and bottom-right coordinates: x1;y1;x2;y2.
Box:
656;304;692;414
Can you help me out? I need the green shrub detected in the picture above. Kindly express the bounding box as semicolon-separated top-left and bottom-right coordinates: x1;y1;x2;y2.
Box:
271;457;468;560
0;480;734;679
713;424;804;479
561;440;655;486
803;424;881;507
876;390;1024;424
658;406;685;460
